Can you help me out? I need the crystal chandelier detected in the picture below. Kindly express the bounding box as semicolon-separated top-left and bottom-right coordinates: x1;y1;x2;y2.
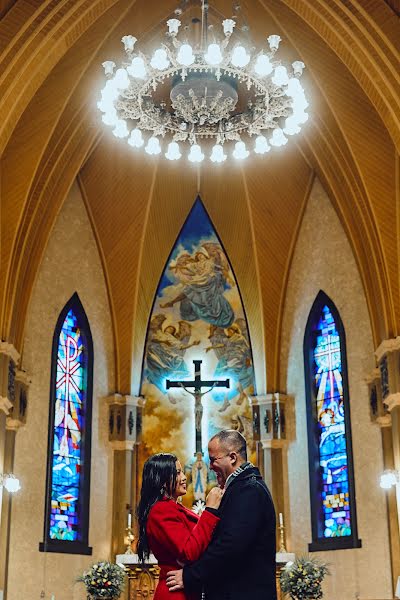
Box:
98;1;309;163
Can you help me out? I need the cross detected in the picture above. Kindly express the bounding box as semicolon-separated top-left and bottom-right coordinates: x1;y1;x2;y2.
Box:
166;360;230;454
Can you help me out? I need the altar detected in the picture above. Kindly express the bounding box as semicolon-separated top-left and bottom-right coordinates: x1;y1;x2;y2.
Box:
116;551;295;599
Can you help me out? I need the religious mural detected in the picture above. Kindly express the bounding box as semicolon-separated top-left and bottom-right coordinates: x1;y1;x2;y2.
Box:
140;199;255;508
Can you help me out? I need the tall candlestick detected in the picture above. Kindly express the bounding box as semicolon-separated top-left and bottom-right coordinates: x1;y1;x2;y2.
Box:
128;512;132;528
279;512;283;527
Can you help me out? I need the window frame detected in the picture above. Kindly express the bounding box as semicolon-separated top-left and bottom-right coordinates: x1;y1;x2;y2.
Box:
303;290;361;552
39;293;93;555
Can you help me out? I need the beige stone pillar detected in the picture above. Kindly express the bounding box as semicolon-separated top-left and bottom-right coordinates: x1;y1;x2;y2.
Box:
251;393;290;521
374;338;400;594
107;394;144;557
0;343;23;600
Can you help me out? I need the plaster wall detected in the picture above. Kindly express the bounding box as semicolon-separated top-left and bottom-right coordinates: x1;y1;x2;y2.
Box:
7;181;115;600
280;178;392;599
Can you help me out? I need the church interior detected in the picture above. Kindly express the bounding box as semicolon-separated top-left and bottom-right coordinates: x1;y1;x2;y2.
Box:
0;0;399;599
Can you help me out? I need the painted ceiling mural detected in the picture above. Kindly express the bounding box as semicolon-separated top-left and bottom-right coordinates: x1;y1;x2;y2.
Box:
140;198;256;508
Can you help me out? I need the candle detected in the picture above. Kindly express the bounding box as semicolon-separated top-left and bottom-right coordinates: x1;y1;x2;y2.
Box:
128;513;132;528
279;512;283;527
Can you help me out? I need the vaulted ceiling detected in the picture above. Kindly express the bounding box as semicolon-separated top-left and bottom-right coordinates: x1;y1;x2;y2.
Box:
1;0;399;394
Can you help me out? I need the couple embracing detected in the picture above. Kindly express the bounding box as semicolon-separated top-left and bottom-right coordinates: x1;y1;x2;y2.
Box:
137;430;277;600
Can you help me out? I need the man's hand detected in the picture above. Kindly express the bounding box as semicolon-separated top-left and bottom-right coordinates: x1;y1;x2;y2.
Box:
166;569;184;591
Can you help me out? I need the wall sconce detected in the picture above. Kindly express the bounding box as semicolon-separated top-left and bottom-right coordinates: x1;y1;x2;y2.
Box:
380;469;399;489
0;473;21;493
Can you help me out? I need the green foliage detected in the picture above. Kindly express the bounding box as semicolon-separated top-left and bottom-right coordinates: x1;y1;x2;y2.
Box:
78;561;125;599
280;556;329;600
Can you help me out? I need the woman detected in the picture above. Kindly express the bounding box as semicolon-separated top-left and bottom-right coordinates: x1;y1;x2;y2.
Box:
137;453;223;600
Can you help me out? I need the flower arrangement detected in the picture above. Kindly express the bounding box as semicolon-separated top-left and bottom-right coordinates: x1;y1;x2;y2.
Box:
78;561;125;599
280;556;329;600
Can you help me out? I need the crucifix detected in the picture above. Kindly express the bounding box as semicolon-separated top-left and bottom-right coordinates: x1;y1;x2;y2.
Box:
166;359;230;454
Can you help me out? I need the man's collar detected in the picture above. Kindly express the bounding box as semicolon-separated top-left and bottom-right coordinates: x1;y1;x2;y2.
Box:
224;461;253;489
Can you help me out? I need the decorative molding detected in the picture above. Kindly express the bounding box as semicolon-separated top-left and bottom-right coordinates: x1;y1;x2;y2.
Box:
14;369;31;386
0;396;13;415
376;415;392;428
365;368;380;385
0;342;20;365
107;394;144;408
109;440;136;451
383;393;400;413
6;418;24;431
261;439;288;450
375;337;400;362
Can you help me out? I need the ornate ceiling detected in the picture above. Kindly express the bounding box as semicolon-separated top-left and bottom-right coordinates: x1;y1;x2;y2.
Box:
0;0;399;393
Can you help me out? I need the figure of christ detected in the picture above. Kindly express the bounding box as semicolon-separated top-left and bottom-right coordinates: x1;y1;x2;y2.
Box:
160;246;234;328
145;316;200;389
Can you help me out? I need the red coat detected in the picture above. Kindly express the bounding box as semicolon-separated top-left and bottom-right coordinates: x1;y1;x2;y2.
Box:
147;497;219;600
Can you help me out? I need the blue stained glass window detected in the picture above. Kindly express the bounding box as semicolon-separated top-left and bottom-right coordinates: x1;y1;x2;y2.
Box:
304;291;360;552
313;305;351;539
41;294;93;554
51;308;85;540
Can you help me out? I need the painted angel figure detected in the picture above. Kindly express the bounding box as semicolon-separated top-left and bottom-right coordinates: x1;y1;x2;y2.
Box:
145;315;200;389
160;244;235;328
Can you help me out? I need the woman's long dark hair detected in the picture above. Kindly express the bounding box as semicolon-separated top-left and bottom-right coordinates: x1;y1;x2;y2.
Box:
137;453;178;562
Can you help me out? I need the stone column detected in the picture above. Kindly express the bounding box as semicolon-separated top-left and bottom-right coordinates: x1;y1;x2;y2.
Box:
0;343;22;600
107;394;144;557
374;337;400;594
0;369;29;599
251;393;290;521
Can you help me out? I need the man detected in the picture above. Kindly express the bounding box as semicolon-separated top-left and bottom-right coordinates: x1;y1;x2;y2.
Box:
166;430;277;600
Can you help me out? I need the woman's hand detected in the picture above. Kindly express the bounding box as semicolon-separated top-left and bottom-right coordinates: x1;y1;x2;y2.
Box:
205;486;224;509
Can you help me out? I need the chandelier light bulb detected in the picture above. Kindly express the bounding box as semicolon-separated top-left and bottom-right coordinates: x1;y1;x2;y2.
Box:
267;34;282;52
254;135;270;154
254;54;273;77
145;136;161;155
286;77;303;98
283;116;301;136
293;110;308;125
223;19;236;36
270;128;288;147
128;128;144;148
127;56;147;79
102;110;118;126
151;48;170;70
177;44;195;66
292;61;305;77
112;120;129;138
167;18;181;36
233;141;249;159
2;474;21;493
231;46;250;68
272;66;289;86
166;142;182;160
188;144;205;163
205;43;223;66
102;61;116;76
210;144;227;163
113;68;130;90
121;35;137;52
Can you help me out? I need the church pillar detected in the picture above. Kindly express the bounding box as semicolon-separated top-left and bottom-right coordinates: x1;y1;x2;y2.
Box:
373;338;400;593
0;343;24;600
251;393;290;524
107;394;144;557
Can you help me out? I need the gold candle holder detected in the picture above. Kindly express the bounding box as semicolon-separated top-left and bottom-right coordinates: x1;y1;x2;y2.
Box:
278;523;287;553
125;526;135;554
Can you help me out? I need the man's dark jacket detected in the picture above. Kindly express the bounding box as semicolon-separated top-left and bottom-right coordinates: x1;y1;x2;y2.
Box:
183;465;277;600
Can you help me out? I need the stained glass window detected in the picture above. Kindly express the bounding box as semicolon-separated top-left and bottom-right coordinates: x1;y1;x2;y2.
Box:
304;291;361;551
40;294;93;554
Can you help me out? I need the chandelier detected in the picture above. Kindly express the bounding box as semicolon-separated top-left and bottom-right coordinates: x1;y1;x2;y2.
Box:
97;2;309;163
